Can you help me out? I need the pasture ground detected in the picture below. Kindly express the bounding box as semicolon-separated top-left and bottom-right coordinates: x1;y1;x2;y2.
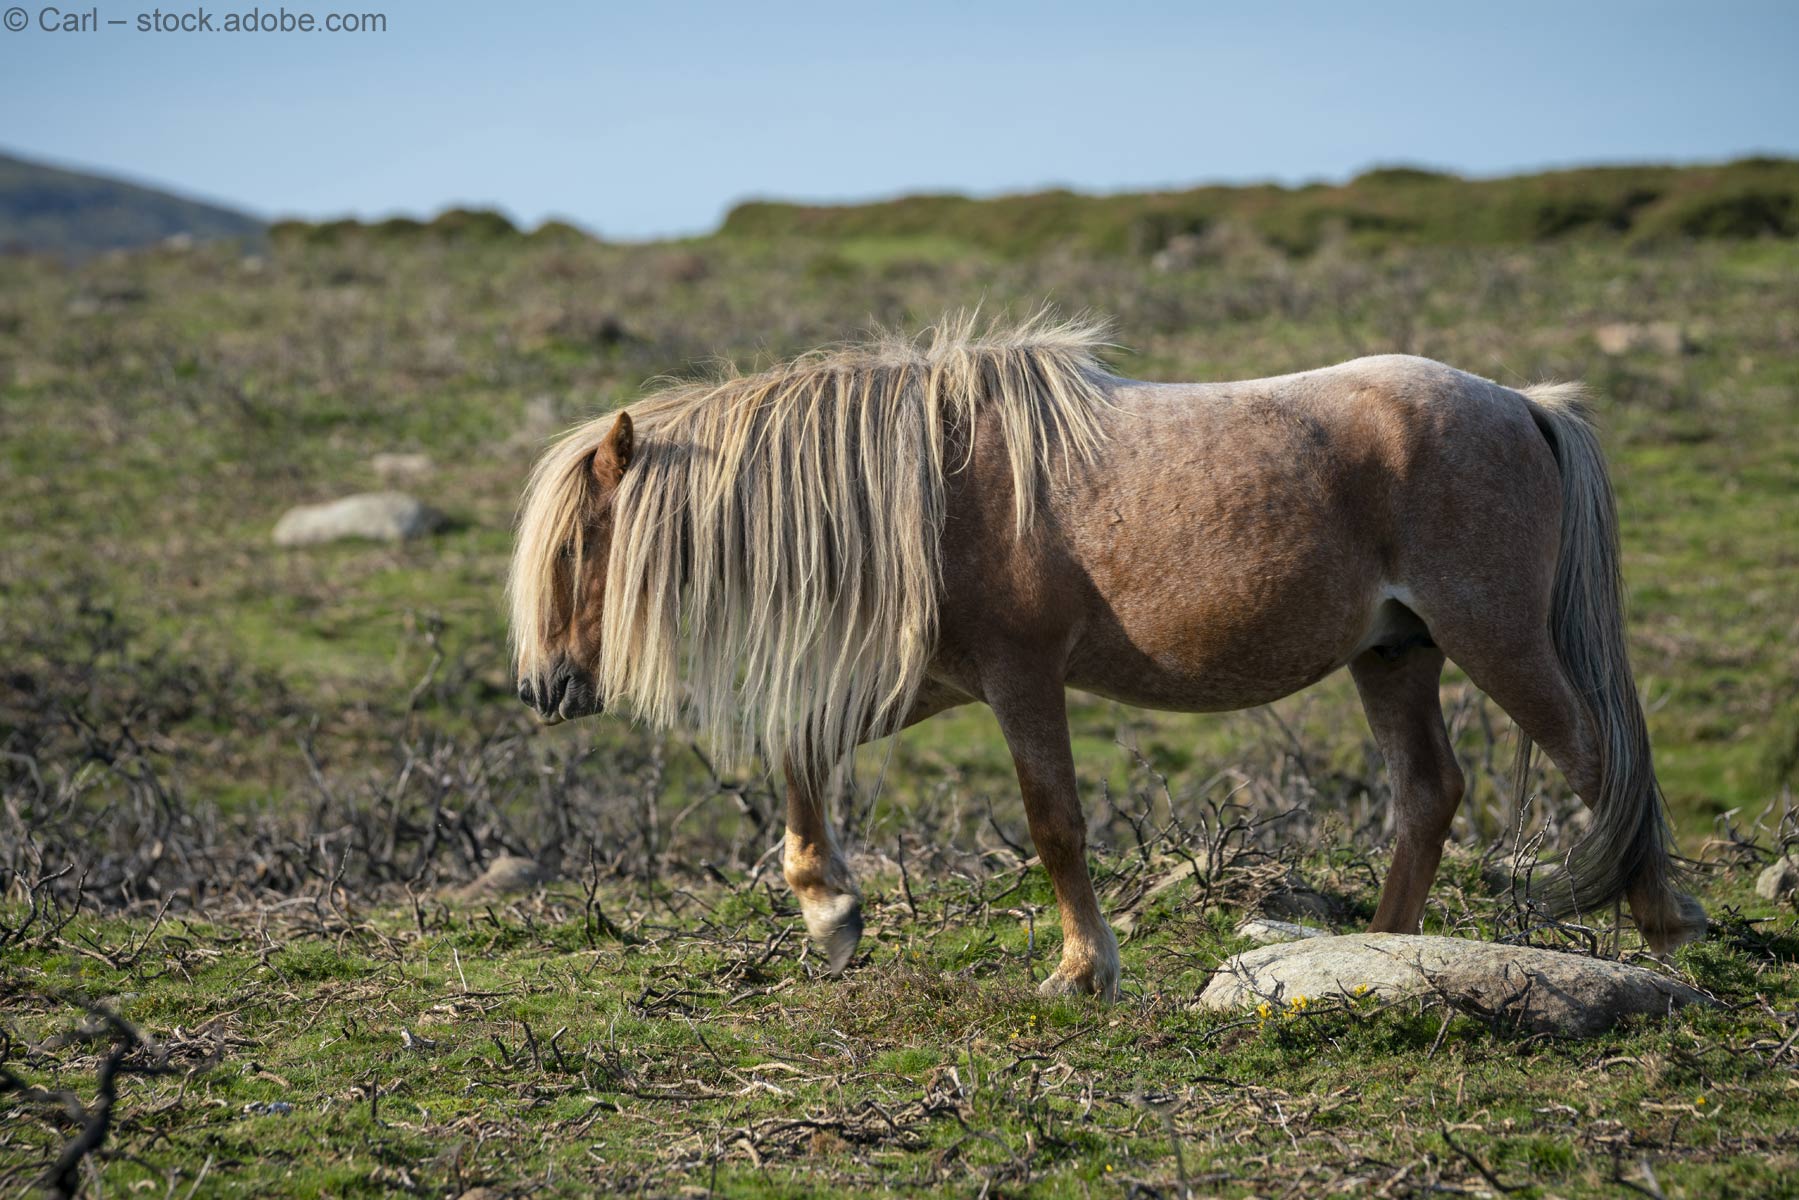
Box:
5;800;1799;1198
3;223;1798;1196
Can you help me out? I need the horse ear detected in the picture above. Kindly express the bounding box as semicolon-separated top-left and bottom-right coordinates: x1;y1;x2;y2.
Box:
591;410;634;485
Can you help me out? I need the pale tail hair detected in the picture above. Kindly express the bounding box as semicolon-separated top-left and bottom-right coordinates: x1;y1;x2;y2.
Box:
508;313;1113;778
1519;383;1698;933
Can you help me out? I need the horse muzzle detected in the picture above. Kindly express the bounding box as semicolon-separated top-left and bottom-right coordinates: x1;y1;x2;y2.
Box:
518;657;602;724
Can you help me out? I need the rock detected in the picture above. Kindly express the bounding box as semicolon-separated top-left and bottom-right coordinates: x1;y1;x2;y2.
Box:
66;281;148;316
1479;861;1522;896
447;855;546;901
1236;917;1330;945
272;492;443;546
552;310;631;347
1756;857;1799;900
369;452;434;483
1594;321;1693;356
1151;221;1272;272
1141;851;1215;902
1260;885;1335;922
655;250;711;285
1199;933;1710;1036
512;394;564;447
1151;233;1208;273
242;1100;294;1116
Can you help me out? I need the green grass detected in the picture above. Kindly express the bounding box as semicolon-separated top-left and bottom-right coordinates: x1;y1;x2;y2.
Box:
4;233;1795;834
718;158;1799;257
5;845;1799;1197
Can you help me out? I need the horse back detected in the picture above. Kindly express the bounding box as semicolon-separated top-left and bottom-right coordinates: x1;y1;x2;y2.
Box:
931;355;1562;710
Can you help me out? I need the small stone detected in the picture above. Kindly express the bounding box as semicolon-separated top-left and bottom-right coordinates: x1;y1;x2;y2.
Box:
242;1100;294;1116
447;855;546;901
1142;852;1214;901
1151;233;1207;273
1593;321;1693;356
1199;932;1710;1036
1260;886;1335;922
1236;917;1330;945
272;492;443;546
513;394;563;445
1755;857;1799;901
1150;221;1271;271
369;452;434;482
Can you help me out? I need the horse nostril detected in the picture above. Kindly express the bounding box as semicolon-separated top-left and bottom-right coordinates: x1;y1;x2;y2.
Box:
518;679;536;709
543;669;571;711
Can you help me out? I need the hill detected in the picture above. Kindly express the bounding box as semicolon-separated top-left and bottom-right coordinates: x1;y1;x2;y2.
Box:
720;158;1799;257
0;149;265;257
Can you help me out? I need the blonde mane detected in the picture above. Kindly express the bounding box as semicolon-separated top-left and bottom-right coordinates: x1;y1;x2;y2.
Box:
507;312;1113;773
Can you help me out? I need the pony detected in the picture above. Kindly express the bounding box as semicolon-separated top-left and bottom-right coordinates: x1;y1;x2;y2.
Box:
508;314;1705;998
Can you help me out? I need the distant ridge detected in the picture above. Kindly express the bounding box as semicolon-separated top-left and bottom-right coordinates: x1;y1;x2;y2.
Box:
719;158;1799;257
0;150;265;258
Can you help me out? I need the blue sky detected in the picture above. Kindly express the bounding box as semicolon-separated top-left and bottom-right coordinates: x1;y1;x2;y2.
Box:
3;0;1796;238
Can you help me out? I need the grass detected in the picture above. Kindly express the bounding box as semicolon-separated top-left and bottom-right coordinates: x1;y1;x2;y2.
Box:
3;232;1795;828
2;211;1798;1196
5;820;1799;1197
718;159;1799;257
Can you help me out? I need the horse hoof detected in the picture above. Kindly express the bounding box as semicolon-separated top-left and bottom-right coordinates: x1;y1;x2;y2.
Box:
1633;890;1709;957
822;904;863;976
1037;966;1119;1002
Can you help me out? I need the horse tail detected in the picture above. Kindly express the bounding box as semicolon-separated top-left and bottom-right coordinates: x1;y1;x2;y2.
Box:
1519;383;1704;945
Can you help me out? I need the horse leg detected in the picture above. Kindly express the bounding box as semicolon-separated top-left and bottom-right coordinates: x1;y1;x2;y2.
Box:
1350;645;1464;934
1427;619;1703;952
987;670;1119;1000
781;760;863;975
782;678;972;976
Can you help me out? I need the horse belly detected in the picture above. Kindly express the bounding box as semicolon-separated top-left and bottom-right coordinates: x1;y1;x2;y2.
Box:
1061;477;1386;712
1066;575;1378;711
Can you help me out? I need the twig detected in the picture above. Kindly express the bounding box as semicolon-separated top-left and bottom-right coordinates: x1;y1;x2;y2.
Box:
1439;1123;1519;1194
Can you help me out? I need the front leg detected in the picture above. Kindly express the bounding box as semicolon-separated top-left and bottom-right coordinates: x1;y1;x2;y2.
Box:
781;683;975;976
988;671;1119;1000
781;759;863;974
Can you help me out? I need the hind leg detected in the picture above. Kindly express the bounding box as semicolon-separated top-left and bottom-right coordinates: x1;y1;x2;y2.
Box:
1352;645;1465;934
1425;618;1704;952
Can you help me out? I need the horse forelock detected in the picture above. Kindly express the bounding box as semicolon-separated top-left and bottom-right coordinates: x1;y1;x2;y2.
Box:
507;310;1115;774
507;421;602;686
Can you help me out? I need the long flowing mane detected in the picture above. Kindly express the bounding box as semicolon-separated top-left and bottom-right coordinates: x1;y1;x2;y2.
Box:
508;312;1113;773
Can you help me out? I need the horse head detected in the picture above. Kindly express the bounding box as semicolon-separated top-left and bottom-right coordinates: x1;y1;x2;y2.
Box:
512;409;633;724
